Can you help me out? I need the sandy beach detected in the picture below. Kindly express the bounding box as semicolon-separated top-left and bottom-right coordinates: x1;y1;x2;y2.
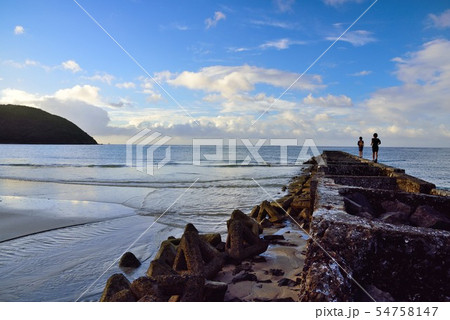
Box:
215;221;308;302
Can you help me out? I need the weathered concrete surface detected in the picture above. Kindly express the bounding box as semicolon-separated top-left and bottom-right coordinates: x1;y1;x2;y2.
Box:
299;151;450;302
320;151;436;193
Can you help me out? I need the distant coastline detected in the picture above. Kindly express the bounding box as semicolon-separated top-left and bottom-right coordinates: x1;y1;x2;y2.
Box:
0;104;97;145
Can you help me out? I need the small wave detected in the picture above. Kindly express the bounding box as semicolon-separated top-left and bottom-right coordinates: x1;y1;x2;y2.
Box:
0;161;303;169
0;163;127;168
0;173;290;188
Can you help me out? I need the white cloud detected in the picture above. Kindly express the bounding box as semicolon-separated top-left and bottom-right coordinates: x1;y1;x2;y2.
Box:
326;30;376;46
259;38;305;50
205;11;226;29
229;38;305;53
162;65;324;115
350;70;372;76
14;25;24;35
365;39;450;136
230;47;251;53
303;93;353;107
174;24;189;31
61;60;82;73
146;93;163;103
0;85;135;139
250;19;297;29
2;59;48;70
274;0;295;12
0;88;40;103
116;82;136;89
428;9;450;29
392;39;450;84
139;77;163;103
85;73;115;85
314;113;332;121
53;85;103;106
166;65;323;98
220;92;297;114
323;0;364;7
109;98;133;108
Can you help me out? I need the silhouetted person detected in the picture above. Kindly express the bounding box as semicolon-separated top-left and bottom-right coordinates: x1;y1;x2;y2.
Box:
357;136;364;158
371;133;381;163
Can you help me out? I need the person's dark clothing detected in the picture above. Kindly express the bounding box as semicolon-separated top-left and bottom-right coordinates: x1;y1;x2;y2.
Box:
371;138;381;152
358;140;364;151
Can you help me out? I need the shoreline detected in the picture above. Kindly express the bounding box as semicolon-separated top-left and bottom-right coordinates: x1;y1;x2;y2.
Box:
0;192;137;243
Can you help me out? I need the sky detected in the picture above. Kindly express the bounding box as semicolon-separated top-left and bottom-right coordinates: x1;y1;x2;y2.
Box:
0;0;449;147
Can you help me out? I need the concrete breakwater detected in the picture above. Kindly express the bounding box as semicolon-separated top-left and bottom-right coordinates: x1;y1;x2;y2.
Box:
99;151;449;302
300;151;449;302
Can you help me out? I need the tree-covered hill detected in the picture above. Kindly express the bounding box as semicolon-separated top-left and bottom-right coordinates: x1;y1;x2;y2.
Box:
0;104;97;144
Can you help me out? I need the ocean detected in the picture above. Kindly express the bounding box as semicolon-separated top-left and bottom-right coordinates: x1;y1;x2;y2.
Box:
0;145;448;301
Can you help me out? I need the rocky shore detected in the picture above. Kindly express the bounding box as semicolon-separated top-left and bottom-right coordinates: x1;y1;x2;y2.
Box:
100;151;449;302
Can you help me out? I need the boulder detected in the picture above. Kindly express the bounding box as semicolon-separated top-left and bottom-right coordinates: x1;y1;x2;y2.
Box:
344;197;374;218
199;233;222;247
232;262;253;275
232;272;257;284
280;196;294;210
215;242;226;252
119;252;141;269
100;273;131;302
137;294;161;302
110;289;137;302
270;269;284;276
173;223;225;279
260;218;272;228
249;205;260;218
229;209;262;235
155;240;178;265
410;205;450;231
147;240;179;277
291;196;311;211
257;200;284;223
204;281;228;302
379;211;410;225
180;275;205;302
263;234;285;241
381;200;411;215
152;274;189;295
277;278;298;287
347;192;374;215
299;208;310;220
130;277;160;300
225;211;268;263
270;201;286;215
145;274;206;301
167;237;181;246
147;259;178;277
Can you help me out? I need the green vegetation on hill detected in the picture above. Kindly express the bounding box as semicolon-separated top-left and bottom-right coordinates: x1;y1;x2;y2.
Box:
0;104;97;144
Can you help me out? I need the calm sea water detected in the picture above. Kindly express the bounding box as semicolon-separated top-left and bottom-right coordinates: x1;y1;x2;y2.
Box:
0;145;448;301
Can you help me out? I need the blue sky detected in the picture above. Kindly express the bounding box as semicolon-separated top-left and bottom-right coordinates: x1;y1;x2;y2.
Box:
1;0;449;146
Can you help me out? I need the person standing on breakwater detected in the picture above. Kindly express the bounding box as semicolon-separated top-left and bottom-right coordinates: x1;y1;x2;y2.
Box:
357;137;364;158
371;133;381;163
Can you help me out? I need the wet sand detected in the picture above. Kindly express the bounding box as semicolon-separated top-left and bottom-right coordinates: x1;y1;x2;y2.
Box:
215;221;308;302
0;194;137;243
